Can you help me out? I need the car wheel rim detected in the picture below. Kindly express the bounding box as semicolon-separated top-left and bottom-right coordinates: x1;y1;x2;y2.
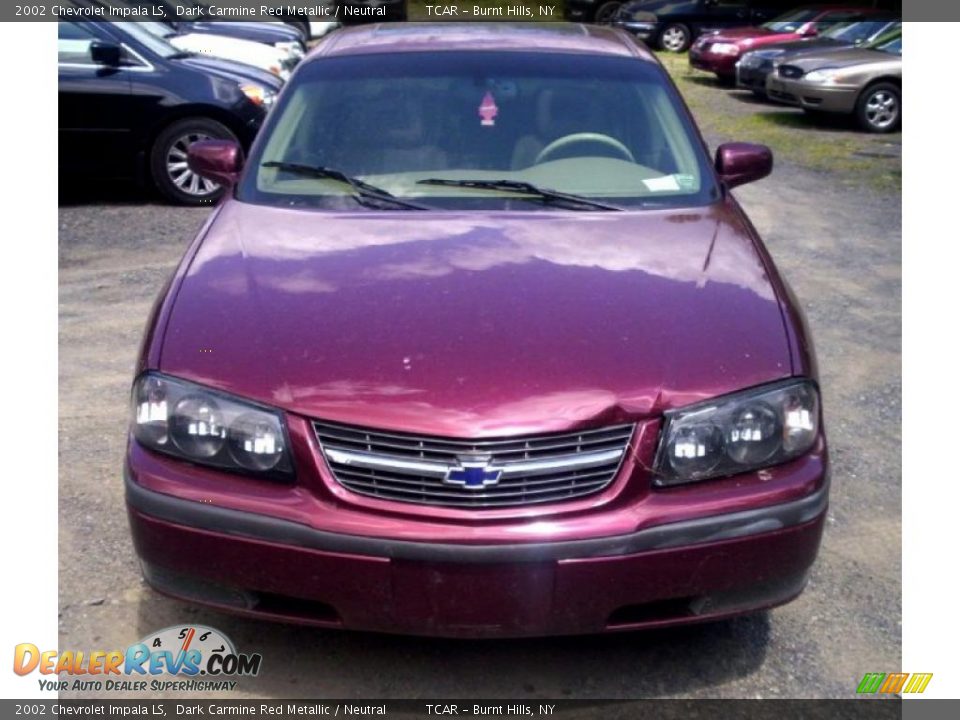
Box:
166;132;221;197
663;27;686;51
865;90;899;129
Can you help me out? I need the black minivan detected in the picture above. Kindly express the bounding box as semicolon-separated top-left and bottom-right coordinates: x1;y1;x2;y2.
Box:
58;21;284;205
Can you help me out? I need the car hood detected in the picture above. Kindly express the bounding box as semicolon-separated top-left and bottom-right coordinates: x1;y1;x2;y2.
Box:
174;55;283;90
782;46;901;71
709;26;779;43
158;200;793;436
181;21;300;44
749;37;845;56
171;33;284;63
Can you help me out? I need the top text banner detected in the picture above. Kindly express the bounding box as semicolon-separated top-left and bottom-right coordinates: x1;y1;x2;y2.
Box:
10;1;914;23
19;2;572;23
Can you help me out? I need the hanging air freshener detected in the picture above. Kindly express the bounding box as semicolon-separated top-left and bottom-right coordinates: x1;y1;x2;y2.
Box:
478;91;498;127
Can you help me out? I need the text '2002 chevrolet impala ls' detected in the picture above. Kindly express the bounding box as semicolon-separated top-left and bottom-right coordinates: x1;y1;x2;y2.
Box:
126;23;827;638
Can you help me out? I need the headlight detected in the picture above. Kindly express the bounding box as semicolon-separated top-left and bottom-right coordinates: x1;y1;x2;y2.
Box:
131;373;294;481
653;379;819;487
804;67;844;83
239;83;277;108
710;42;741;56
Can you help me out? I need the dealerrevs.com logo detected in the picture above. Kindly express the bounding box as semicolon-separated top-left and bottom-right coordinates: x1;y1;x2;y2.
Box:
14;625;262;693
856;672;934;695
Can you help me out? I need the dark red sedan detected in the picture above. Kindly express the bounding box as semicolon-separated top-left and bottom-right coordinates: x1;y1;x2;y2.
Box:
126;23;827;638
689;5;886;82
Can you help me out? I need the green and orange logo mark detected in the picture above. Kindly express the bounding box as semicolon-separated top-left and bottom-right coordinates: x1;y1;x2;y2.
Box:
857;673;933;695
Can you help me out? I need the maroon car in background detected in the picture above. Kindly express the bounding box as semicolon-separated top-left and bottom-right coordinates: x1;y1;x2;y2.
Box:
689;5;885;82
126;23;828;638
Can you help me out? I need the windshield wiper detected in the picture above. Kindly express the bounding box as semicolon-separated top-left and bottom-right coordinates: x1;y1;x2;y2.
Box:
416;178;622;211
262;161;430;211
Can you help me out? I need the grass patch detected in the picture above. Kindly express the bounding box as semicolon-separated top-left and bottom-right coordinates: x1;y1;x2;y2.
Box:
656;51;901;193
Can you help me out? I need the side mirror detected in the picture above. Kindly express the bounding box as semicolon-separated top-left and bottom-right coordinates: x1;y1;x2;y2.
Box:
797;22;818;37
715;142;772;188
90;41;123;67
187;140;244;187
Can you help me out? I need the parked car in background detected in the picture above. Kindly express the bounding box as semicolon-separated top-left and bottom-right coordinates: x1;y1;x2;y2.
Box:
87;2;306;65
307;21;340;39
125;23;828;638
607;0;792;52
58;20;282;204
565;0;636;24
766;33;901;131
689;5;886;83
139;20;298;80
121;1;309;50
737;20;899;95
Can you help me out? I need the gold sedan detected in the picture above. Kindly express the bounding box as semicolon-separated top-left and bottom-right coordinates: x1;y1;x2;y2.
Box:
766;35;902;133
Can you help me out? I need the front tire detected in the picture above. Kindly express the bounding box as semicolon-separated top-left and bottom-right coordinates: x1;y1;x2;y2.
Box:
593;1;623;22
149;117;237;206
659;23;692;52
855;82;901;133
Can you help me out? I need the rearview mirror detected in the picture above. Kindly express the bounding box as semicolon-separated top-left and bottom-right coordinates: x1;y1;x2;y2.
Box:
90;41;122;67
187;140;244;187
715;142;773;188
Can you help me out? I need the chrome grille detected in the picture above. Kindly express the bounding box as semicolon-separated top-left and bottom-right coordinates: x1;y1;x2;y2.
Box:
315;421;634;508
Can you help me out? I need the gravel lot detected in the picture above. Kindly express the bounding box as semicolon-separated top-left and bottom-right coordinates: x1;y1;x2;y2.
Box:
58;74;901;700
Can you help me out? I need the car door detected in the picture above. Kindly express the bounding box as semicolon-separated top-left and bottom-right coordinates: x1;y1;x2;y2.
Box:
58;22;136;177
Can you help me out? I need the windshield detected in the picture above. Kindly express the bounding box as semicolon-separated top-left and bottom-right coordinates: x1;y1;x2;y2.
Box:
872;35;902;55
763;9;820;32
239;51;718;211
112;20;181;58
825;21;896;43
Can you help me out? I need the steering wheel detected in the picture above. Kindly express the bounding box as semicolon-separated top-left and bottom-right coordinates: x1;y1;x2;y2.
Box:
534;133;635;165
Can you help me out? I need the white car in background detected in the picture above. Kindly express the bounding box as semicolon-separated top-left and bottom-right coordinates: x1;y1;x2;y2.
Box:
261;20;339;40
307;22;340;39
141;21;299;80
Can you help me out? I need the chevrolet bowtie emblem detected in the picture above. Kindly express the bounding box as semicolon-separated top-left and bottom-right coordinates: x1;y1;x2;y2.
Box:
444;455;502;489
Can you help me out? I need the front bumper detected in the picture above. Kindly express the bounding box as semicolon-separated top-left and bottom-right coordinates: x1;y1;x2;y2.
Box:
615;21;659;42
736;62;773;92
126;466;828;638
765;76;860;113
689;48;739;77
